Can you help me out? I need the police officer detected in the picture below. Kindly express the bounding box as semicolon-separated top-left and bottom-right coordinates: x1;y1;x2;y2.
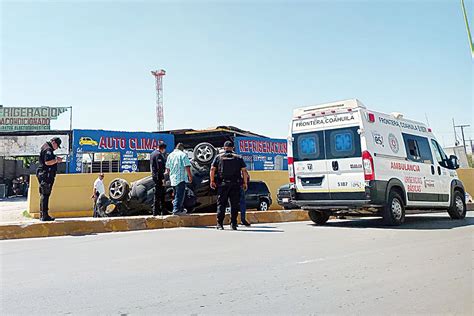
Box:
36;137;63;221
150;141;168;216
210;141;248;230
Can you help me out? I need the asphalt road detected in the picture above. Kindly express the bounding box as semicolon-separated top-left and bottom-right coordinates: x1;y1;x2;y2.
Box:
1;212;473;315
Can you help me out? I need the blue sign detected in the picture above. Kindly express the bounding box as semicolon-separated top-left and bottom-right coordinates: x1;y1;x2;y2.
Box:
234;136;288;171
70;129;174;173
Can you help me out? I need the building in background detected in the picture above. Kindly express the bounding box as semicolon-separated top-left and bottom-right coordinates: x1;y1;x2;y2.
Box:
234;136;288;171
70;129;174;173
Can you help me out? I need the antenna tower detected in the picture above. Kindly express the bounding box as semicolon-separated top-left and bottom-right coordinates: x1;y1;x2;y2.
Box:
151;69;166;131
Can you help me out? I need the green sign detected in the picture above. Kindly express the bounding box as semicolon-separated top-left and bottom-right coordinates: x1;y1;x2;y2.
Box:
0;106;69;132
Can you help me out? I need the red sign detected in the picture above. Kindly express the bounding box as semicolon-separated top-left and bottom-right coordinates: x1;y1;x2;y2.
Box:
391;162;420;172
238;139;287;154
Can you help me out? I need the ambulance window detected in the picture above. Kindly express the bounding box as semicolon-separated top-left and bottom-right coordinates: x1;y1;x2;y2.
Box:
325;127;361;159
402;134;433;164
293;132;324;161
431;139;449;167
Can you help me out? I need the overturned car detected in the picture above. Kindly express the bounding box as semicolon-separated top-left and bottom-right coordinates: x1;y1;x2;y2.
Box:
96;142;218;217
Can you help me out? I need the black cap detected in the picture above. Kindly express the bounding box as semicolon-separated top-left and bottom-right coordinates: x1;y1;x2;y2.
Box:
223;141;234;148
158;141;167;149
51;137;62;148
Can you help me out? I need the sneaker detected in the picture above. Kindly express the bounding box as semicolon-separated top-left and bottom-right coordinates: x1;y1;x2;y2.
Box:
241;220;251;227
216;223;224;230
173;209;187;216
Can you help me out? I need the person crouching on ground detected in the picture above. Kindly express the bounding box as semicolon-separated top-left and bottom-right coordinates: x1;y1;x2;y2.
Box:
91;173;105;217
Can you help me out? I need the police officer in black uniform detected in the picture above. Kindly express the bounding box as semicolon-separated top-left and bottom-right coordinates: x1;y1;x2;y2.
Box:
36;137;63;221
150;141;168;216
210;141;248;230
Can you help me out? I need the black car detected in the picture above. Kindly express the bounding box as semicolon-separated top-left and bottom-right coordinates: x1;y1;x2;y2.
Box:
277;184;299;210
244;181;272;211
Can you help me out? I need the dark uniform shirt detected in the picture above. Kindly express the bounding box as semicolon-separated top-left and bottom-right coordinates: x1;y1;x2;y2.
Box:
38;142;57;179
150;150;167;181
212;151;246;184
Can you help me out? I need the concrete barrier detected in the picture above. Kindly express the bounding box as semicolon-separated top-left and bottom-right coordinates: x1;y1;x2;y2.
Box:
27;171;290;218
1;210;310;240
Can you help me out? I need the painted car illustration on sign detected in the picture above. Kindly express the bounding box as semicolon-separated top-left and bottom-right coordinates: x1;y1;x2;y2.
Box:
79;137;98;146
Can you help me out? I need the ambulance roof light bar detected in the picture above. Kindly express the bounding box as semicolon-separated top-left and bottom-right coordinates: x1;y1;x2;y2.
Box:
294;99;366;117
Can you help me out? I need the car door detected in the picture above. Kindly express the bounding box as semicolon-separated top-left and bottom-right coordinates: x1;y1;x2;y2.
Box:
292;130;330;199
401;133;441;205
429;139;452;205
325;126;365;200
245;182;259;208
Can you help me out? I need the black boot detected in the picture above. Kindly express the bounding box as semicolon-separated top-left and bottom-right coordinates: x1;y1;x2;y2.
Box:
241;220;251;227
40;212;55;221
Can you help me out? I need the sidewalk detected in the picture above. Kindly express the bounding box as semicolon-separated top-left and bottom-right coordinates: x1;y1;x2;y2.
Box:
0;196;35;224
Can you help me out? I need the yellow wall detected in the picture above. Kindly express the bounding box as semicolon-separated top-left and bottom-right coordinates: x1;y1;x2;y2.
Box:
457;168;474;195
29;168;472;219
28;171;290;218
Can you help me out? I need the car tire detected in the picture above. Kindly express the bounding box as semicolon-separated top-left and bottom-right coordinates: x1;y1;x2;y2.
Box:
258;199;269;211
109;178;130;201
193;142;216;165
447;190;466;220
382;190;405;226
308;210;330;225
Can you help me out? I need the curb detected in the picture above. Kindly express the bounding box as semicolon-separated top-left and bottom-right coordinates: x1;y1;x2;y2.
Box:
0;210;310;240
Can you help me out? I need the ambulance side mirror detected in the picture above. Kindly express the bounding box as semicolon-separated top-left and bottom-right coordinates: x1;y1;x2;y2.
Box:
449;155;460;170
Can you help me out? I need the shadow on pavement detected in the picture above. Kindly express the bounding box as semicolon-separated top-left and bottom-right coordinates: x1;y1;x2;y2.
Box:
193;225;284;233
0;196;27;203
310;214;474;230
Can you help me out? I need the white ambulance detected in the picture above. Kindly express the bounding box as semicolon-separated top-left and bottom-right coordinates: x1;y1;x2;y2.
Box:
288;99;467;226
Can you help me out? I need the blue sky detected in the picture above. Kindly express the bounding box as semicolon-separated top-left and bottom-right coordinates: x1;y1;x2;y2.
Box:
1;0;472;146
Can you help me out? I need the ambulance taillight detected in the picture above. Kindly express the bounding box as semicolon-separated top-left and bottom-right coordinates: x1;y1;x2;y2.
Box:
288;157;295;183
362;150;375;181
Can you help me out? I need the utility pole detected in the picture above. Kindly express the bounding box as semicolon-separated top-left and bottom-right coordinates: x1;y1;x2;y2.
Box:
151;69;166;131
452;118;459;146
454;123;470;155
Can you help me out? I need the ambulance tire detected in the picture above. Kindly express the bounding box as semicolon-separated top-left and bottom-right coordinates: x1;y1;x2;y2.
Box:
382;190;405;226
447;190;466;219
308;210;330;225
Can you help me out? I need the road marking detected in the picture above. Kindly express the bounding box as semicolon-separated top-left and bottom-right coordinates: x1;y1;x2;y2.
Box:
297;258;325;264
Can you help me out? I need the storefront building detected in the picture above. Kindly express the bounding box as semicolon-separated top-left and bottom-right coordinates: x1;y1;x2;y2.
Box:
70;129;174;173
234;136;288;171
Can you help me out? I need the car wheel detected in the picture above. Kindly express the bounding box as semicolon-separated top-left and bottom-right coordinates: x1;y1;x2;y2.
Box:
447;190;466;219
308;210;330;225
382;190;405;226
258;199;269;211
193;142;216;164
109;178;130;201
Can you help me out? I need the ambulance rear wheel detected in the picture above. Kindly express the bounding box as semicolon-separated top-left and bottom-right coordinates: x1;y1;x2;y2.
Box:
308;210;330;225
382;191;405;226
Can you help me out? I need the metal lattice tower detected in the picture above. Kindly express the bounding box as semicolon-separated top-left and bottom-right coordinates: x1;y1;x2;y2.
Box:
151;69;166;131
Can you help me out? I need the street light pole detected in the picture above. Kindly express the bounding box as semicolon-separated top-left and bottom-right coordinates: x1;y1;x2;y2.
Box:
455;124;470;155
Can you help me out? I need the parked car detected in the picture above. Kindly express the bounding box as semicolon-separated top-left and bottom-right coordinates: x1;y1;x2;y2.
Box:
225;180;272;212
277;184;299;209
245;180;272;211
288;99;467;226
